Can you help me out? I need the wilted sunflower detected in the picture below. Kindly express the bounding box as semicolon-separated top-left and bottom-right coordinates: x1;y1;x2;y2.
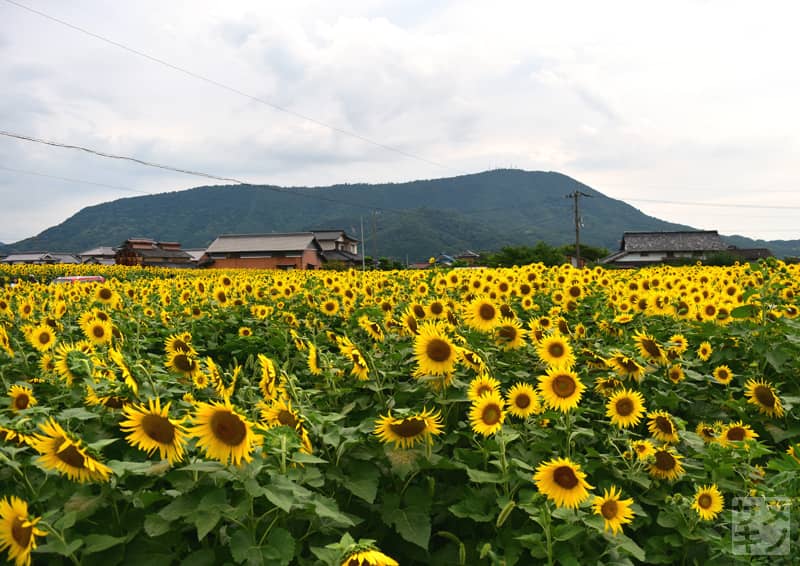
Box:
697;341;713;361
719;421;758;446
533;457;593;509
631;439;655;461
340;546;399;566
464;296;500;332
28;324;56;352
374;408;443;449
413;322;458;376
467;374;501;401
712;365;733;385
120;398;187;465
8;385;36;412
648;446;685;481
606;388;646;429
605;352;646;382
469;392;505;436
535;332;575;368
506;383;542;418
692;484;724;521
187;400;258;466
744;379;784;418
0;496;47;566
647;410;680;443
538;367;585;413
633;330;667;365
33;418;112;483
494;317;526;350
592;486;635;535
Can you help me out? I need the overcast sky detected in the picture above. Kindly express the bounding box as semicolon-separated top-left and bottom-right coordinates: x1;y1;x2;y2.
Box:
2;0;799;244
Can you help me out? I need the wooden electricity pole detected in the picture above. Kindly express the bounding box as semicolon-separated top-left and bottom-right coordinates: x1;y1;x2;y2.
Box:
566;190;592;267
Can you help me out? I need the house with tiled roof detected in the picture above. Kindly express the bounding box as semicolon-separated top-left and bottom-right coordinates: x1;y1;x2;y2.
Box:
1;252;80;265
115;238;194;268
205;233;324;270
312;230;362;267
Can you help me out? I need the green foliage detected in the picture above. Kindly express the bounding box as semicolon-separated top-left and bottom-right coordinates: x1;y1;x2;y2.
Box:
485;243;567;267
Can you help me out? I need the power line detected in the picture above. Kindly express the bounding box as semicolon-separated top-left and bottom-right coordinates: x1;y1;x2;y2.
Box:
0;164;150;194
3;0;448;171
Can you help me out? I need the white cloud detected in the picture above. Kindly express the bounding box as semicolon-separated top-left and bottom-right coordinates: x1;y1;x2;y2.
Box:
1;0;800;243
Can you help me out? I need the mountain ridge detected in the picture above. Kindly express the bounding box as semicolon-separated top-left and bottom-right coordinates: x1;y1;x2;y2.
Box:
6;169;800;260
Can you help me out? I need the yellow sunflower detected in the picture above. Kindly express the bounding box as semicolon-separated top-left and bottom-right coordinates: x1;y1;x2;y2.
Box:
187;400;258;466
413;322;458;376
469;392;506;436
464;296;501;332
494;317;526;350
692;484;724;521
358;315;385;342
697;341;713;361
164;332;197;356
606;352;646;382
648;446;685;481
505;383;542;418
374;408;443;449
238;326;253;338
32;418;112;483
592;486;635;535
28;324;56;352
667;334;689;356
719;421;758;446
81;318;113;346
459;348;486;373
120;398;187;465
633;330;667;365
667;364;685;384
535;332;575;368
340;547;399;566
631;439;655;461
695;421;718;443
0;496;47;566
260;397;303;431
8;385;37;412
165;351;200;379
321;299;340;316
537;367;585;413
712;365;734;385
533;457;593;509
467;374;501;401
307;343;323;376
606;388;646;429
647;410;680;443
744;379;784;418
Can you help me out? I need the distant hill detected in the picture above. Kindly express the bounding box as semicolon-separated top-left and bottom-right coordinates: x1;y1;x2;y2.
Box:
8;169;800;260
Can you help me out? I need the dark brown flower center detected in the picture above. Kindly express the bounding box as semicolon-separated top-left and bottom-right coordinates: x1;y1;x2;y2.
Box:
38;332;52;345
726;427;745;441
430;302;444;315
14;394;29;410
172;354;194;372
478;303;496;321
141;414;176;444
57;442;86;469
498;326;517;341
12;517;33;548
654;451;675;471
389;417;426;438
615;397;634;417
98;288;113;300
548;342;565;358
754;385;775;408
553;465;579;489
698;494;712;509
277;410;297;428
601;499;618;519
210;411;247;446
655;416;673;435
426;338;452;363
92;325;106;339
514;393;531;409
481;404;501;426
552;374;577;398
413;305;426;318
641;338;661;358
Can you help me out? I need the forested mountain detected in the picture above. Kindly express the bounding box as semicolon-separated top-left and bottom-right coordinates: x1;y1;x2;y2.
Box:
8;169;800;260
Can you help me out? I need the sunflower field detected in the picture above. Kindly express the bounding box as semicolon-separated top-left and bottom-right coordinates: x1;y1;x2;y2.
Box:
0;260;798;565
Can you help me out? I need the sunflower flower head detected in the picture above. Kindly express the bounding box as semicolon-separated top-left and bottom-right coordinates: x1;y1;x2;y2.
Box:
533;457;593;509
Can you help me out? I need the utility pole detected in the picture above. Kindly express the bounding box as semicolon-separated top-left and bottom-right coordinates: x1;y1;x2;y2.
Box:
371;210;378;269
360;216;366;271
566;189;592;267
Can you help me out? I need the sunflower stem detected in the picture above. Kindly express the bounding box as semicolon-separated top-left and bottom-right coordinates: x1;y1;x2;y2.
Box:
39;521;80;566
541;503;554;566
280;433;287;474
